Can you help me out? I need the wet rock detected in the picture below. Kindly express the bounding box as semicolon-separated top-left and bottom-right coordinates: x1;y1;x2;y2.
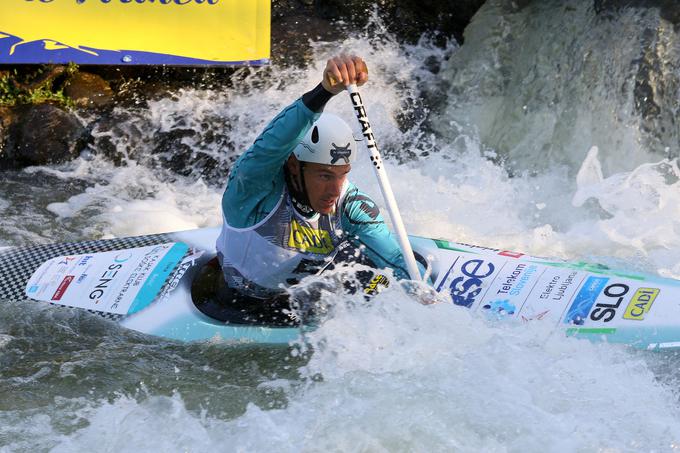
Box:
386;0;488;45
595;0;680;25
298;0;487;44
0;106;12;155
64;72;115;109
594;0;680;156
271;0;488;65
435;0;680;175
9;65;67;93
0;104;90;169
272;14;340;65
150;128;224;183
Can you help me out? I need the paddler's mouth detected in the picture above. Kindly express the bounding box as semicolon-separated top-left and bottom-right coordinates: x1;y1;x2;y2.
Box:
318;198;336;212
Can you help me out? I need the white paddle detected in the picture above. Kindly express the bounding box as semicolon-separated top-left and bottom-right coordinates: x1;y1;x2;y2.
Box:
345;84;422;281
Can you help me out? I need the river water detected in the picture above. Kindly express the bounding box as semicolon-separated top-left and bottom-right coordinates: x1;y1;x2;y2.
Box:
3;1;680;451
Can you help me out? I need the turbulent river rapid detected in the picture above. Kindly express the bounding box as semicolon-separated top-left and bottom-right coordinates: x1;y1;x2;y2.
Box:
3;1;680;451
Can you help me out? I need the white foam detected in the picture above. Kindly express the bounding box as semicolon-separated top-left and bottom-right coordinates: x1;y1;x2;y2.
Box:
43;157;221;238
0;334;12;349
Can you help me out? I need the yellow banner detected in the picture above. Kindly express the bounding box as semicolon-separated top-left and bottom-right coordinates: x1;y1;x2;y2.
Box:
0;0;270;65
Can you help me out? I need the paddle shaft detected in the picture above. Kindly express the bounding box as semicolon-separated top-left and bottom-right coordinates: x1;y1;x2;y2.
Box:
346;84;421;281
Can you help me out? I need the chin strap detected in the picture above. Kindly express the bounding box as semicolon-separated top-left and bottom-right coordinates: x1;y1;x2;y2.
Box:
284;162;316;218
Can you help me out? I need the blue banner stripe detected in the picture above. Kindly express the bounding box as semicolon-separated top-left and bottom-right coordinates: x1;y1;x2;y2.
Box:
0;35;268;66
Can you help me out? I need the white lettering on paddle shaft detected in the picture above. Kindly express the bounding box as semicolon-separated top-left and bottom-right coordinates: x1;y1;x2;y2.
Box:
349;92;377;149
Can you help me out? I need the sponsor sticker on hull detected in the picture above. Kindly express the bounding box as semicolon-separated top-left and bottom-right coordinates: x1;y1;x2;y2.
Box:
25;243;189;315
563;277;610;325
623;288;659;321
435;255;506;308
477;262;541;319
428;237;680;345
516;269;585;324
51;275;74;301
562;278;642;326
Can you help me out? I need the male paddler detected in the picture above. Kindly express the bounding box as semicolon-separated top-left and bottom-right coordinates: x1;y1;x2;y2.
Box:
215;54;421;314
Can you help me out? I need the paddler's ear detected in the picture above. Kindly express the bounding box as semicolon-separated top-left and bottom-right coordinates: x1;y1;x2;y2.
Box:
286;154;300;177
286;154;305;192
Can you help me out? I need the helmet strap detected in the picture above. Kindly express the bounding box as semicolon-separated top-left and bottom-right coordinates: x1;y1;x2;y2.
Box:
284;161;316;218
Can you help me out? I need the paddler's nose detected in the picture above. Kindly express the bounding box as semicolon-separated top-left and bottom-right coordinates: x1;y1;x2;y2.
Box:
328;178;343;198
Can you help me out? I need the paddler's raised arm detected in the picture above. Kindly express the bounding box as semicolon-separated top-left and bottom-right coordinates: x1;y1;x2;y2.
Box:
222;97;321;227
222;56;368;228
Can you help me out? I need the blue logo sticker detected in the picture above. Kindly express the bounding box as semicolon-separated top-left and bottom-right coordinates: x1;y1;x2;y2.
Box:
564;276;609;325
482;299;516;319
437;258;496;308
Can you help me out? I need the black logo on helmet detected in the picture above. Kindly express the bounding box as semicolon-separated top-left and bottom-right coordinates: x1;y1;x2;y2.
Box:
330;143;352;164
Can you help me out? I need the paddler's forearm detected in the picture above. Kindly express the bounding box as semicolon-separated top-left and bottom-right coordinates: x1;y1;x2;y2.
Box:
341;186;424;281
301;83;335;112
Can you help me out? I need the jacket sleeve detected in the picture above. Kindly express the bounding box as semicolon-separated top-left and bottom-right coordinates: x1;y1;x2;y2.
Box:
222;99;320;228
341;184;423;281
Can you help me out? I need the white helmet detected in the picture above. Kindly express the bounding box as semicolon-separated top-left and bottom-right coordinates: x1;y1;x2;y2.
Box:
293;113;358;165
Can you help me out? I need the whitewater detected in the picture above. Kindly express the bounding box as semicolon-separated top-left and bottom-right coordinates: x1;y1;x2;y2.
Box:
3;2;680;451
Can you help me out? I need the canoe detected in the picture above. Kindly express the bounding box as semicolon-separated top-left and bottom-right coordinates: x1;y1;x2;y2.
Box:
4;226;679;349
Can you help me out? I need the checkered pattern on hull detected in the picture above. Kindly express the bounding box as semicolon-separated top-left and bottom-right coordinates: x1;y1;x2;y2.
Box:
0;233;173;321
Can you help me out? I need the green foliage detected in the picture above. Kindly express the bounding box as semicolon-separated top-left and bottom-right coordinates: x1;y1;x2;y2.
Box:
0;69;19;106
0;64;78;108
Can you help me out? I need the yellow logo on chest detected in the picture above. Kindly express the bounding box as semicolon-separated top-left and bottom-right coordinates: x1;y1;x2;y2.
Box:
288;219;334;254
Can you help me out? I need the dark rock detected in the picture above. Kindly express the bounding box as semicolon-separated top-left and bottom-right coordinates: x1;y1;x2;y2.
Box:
78;65;240;109
270;0;488;66
593;0;680;157
10;65;67;92
300;0;488;44
388;0;488;44
150;128;225;184
271;14;341;65
595;0;680;25
0;104;90;169
64;72;115;109
0;106;12;154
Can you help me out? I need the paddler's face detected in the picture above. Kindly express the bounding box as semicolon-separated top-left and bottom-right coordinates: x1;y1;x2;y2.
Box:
303;163;351;214
288;159;350;214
